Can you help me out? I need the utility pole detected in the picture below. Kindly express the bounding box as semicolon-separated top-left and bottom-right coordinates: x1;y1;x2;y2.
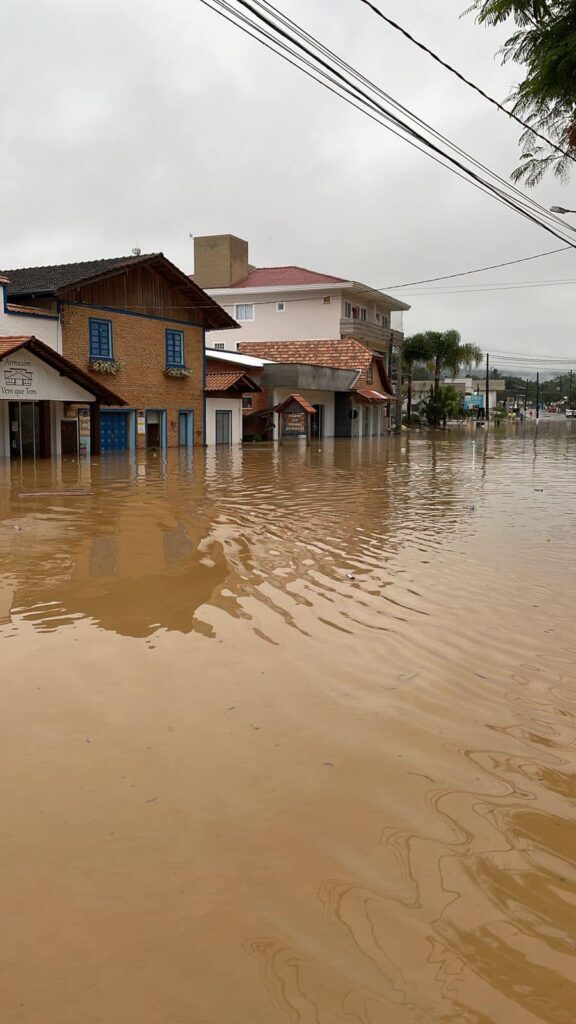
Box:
394;345;402;435
536;372;540;419
524;380;528;413
570;370;573;409
485;352;490;424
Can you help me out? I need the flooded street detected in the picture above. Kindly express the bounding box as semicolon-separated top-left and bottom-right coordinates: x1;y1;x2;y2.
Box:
1;426;575;1024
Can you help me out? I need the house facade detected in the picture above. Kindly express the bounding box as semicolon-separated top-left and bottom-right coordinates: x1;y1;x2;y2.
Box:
1;254;236;454
192;235;409;356
204;349;263;445
239;338;395;440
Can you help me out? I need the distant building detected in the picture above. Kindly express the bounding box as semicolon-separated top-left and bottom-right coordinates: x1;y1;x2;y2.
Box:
192;234;409;357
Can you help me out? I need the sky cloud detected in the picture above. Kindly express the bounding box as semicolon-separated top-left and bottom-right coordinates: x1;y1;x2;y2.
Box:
1;0;575;360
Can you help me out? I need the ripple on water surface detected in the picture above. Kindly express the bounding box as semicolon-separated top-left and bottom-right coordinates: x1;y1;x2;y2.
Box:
0;426;575;1024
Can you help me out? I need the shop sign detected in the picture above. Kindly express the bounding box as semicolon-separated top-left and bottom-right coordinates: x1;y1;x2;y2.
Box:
283;411;306;434
137;412;146;435
1;352;92;402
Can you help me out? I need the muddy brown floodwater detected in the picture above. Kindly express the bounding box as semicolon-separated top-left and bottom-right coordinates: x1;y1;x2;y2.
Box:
1;426;575;1024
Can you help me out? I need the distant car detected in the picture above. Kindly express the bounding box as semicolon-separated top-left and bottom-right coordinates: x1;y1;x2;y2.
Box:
566;409;575;418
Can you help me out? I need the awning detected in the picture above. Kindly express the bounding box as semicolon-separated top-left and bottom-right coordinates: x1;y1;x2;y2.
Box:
354;388;395;404
205;371;262;394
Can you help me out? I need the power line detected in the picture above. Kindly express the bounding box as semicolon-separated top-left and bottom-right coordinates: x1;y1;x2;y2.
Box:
357;0;576;166
383;245;572;289
199;0;576;249
246;0;574;237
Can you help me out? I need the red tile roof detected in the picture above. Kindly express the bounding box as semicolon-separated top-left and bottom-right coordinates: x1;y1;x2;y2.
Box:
228;266;348;289
275;394;317;415
239;337;391;392
205;371;261;393
6;303;58;318
355;388;393;404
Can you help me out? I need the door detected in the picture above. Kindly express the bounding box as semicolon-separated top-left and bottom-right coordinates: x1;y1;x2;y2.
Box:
100;412;128;451
311;404;324;439
215;410;232;445
60;419;78;456
9;402;41;459
178;411;193;447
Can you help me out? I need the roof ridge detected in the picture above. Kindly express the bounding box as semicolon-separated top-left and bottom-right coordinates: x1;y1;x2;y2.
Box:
2;253;159;274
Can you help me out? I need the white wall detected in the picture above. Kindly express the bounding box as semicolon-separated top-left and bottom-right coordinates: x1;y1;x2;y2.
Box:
205;398;243;445
0;286;60;352
272;388;335;439
207;291;342;349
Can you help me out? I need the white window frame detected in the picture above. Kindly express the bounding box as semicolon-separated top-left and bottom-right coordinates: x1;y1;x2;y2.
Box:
214;342;225;350
276;301;286;313
322;296;331;305
235;302;255;321
344;301;352;318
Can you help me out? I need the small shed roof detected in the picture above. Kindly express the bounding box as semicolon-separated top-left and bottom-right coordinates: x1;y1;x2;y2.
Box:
205;371;262;394
274;393;317;415
355;387;395;403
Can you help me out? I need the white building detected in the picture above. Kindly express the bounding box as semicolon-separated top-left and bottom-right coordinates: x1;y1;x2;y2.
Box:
192;235;409;356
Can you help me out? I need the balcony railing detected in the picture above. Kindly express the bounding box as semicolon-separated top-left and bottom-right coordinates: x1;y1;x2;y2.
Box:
339;318;404;350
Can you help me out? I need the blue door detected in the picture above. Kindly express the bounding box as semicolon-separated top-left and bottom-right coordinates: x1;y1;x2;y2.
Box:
100;412;128;451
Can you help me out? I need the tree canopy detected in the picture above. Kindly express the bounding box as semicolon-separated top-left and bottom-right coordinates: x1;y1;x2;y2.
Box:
465;0;576;185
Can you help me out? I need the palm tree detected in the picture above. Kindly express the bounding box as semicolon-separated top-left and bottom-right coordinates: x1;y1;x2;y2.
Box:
424;329;483;399
402;333;430;423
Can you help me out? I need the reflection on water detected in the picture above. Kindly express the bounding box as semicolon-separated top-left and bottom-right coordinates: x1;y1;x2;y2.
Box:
1;426;575;1023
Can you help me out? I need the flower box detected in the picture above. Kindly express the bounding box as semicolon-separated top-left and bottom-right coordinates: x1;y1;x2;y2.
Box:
164;366;192;379
89;359;123;375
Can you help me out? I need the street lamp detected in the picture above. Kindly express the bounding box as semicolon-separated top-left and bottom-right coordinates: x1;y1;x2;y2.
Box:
550;205;576;214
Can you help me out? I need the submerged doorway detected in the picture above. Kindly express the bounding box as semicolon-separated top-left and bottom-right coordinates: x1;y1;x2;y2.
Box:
215;409;232;445
8;401;47;459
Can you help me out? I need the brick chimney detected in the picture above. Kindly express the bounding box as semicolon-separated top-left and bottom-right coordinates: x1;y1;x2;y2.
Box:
193;234;249;288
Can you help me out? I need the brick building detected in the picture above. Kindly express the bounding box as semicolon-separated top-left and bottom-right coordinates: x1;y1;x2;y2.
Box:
2;253;235;452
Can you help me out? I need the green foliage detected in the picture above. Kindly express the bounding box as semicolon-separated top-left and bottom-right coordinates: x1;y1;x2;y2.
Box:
465;0;576;184
421;385;465;427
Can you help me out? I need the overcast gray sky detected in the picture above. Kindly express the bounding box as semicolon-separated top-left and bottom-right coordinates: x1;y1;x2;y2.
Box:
2;0;575;360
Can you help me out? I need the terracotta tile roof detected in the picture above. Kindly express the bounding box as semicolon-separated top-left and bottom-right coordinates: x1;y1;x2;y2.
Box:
205;371;261;393
0;336;126;405
355;388;394;403
229;266;347;289
239;337;386;390
275;394;317;415
6;303;58;318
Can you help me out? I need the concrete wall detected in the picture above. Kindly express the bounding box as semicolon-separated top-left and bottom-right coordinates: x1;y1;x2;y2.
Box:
205;397;243;445
0;285;61;351
272;388;335;438
206;292;341;349
205;288;406;350
61;305;205;447
194;235;249;289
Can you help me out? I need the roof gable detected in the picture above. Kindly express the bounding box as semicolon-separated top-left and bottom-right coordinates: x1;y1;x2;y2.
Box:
2;253;237;331
0;336;126;405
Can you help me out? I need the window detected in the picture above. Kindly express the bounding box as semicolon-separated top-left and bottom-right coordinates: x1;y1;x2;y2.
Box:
166;329;184;367
366;363;373;384
344;301;352;319
322;296;331;304
214;342;225;350
235;303;254;321
376;312;381;323
89;318;113;360
276;301;286;313
242;396;253;409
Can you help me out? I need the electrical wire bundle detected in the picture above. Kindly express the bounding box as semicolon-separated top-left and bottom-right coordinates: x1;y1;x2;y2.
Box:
198;0;576;252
